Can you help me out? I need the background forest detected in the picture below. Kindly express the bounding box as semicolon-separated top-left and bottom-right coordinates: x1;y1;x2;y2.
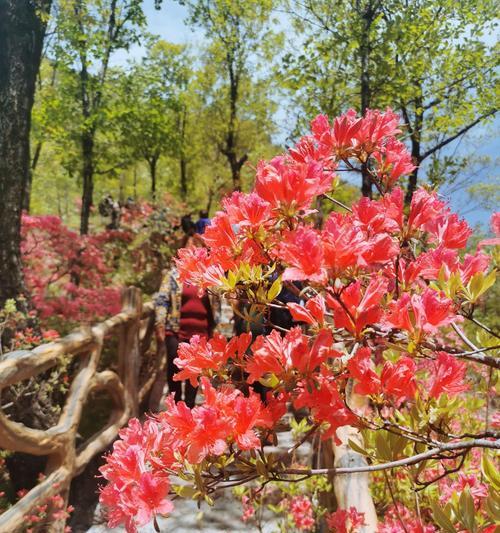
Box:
27;0;499;231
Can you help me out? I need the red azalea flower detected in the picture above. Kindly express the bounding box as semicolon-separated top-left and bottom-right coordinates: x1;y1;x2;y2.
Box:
428;351;468;398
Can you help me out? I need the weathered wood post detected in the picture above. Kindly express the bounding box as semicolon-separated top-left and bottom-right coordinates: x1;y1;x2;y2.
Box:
118;287;142;417
332;383;378;532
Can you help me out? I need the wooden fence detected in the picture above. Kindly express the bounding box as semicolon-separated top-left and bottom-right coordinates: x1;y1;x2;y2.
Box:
0;288;161;532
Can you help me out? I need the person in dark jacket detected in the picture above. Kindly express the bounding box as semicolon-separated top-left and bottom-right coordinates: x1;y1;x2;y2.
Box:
195;210;211;235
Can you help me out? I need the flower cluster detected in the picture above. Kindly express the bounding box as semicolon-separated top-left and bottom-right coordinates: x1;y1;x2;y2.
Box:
288;495;315;530
100;378;285;531
100;109;498;532
326;506;366;533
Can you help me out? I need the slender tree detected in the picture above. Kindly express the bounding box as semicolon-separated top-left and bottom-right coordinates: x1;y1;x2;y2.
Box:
180;0;278;191
117;41;190;200
55;0;146;234
0;0;52;307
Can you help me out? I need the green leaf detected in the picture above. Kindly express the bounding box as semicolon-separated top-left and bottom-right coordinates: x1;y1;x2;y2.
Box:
430;501;457;533
259;373;280;388
227;270;237;288
484;491;500;522
467;271;497;303
458;489;476;532
481;453;500;491
267;276;282;301
173;484;198;499
255;458;268;478
348;438;369;456
375;432;392;461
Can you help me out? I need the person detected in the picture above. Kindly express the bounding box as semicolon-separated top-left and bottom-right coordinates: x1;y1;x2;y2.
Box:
154;224;217;408
98;194;121;229
195;210;211;235
180;213;193;234
233;280;301;403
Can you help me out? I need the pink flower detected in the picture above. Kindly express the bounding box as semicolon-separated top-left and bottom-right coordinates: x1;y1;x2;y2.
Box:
407;189;447;233
134;473;173;527
381;356;417;402
174;332;251;386
354;108;402;152
255;156;333;214
439;473;488;506
222;191;272;230
384;289;456;339
478;212;500;247
326;506;366;533
326;278;388;337
241;495;255;522
428;352;468;398
378;504;435;533
311;110;362;157
322;212;367;272
287;294;326;327
347;347;381;396
289;495;315;531
426;213;472;249
277;227;327;283
372;137;415;188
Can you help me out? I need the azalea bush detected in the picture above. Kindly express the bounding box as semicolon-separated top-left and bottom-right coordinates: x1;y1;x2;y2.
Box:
99;108;499;532
21;214;124;327
20;195;184;331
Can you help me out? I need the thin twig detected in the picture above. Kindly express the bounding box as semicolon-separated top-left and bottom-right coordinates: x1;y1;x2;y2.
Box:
452;323;479;351
287;423;319;455
384;470;409;533
323;193;353;213
467;316;500;340
280;438;499;476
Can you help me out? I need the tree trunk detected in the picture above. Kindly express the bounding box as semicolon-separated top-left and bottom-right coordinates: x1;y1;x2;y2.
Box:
178;105;188;200
80;131;94;235
229;154;248;192
0;0;51;307
358;0;374;198
206;187;214;214
405;167;419;206
405;89;423;205
133;166;138;200
180;157;188;200
23;168;34;213
223;57;248;191
24;140;43;212
149;157;158;202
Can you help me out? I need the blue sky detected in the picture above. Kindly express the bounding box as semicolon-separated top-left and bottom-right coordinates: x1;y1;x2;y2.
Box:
143;1;194;43
116;0;498;230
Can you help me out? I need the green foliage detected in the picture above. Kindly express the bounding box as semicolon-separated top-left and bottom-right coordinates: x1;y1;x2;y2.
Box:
282;0;499;192
178;0;281;190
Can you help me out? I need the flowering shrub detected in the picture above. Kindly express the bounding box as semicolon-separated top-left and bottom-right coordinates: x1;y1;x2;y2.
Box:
114;194;186;294
233;470;333;532
20;195;185;330
21;214;123;325
0;471;73;533
99;108;499;532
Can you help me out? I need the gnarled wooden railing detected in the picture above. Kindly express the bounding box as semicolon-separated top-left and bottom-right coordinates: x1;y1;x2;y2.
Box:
0;287;161;532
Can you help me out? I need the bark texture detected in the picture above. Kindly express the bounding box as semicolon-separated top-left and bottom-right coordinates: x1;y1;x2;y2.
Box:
0;0;51;307
358;0;375;199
